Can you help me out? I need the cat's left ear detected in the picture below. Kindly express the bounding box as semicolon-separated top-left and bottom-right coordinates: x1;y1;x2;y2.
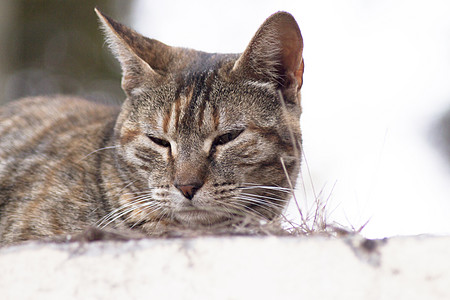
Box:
95;8;173;96
232;12;304;102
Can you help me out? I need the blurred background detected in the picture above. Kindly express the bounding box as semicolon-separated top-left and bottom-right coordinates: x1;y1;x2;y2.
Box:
0;0;449;238
0;0;129;104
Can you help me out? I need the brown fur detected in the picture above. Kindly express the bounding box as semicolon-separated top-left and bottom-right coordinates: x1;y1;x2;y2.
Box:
0;9;304;246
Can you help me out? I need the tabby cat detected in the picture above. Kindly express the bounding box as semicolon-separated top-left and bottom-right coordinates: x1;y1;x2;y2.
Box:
0;9;304;246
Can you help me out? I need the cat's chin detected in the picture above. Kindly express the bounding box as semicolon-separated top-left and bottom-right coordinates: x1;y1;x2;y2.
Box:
173;209;228;226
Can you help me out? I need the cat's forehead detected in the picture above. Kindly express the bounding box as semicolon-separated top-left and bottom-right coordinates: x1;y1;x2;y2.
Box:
159;72;236;136
139;71;275;138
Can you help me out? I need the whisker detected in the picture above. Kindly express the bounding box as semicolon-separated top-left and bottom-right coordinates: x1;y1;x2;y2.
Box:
122;202;161;226
236;195;286;209
239;192;290;203
97;194;154;227
121;189;155;196
241;182;291;189
240;184;293;193
154;207;171;229
78;145;119;162
250;189;290;199
280;156;308;227
238;195;284;207
97;195;150;225
278;89;300;159
299;143;318;201
118;180;137;191
222;201;268;220
232;197;282;216
102;200;159;229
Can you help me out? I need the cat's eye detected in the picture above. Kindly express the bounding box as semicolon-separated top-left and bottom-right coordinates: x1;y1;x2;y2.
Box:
147;135;171;148
213;129;244;147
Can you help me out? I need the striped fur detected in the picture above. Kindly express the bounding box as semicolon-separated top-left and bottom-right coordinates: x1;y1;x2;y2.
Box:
0;10;304;245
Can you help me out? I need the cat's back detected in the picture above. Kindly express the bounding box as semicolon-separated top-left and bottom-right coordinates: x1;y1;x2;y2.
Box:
0;96;121;243
0;96;119;160
0;96;120;202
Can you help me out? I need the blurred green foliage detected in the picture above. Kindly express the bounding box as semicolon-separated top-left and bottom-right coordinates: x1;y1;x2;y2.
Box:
2;0;133;104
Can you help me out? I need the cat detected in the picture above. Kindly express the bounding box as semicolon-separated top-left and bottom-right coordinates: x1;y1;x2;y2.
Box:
0;8;304;246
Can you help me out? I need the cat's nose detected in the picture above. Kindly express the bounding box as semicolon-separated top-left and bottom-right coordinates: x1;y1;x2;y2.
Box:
175;183;203;200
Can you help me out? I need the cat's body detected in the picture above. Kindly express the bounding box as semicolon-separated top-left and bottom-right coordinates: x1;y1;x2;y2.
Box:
0;97;119;243
0;10;304;246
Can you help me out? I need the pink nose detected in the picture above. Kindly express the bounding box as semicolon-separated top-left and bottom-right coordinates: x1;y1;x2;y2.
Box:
175;184;202;200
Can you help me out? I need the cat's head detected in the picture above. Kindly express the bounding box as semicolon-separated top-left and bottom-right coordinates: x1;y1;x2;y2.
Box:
96;9;304;227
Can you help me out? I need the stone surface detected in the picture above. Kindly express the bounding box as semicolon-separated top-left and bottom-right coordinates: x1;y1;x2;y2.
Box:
0;235;449;299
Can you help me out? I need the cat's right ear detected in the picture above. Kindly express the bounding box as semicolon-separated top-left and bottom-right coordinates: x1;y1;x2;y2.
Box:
95;8;172;96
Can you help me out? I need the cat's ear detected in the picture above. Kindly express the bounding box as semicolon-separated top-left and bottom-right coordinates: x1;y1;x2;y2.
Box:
232;12;304;99
95;8;173;95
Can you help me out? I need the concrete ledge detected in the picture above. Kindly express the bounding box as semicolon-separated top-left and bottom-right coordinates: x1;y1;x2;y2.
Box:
1;235;449;299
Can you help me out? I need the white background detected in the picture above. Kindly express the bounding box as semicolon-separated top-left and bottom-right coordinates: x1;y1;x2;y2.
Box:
131;0;450;238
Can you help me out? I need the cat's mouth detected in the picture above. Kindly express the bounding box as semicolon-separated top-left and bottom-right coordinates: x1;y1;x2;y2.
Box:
174;208;228;225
